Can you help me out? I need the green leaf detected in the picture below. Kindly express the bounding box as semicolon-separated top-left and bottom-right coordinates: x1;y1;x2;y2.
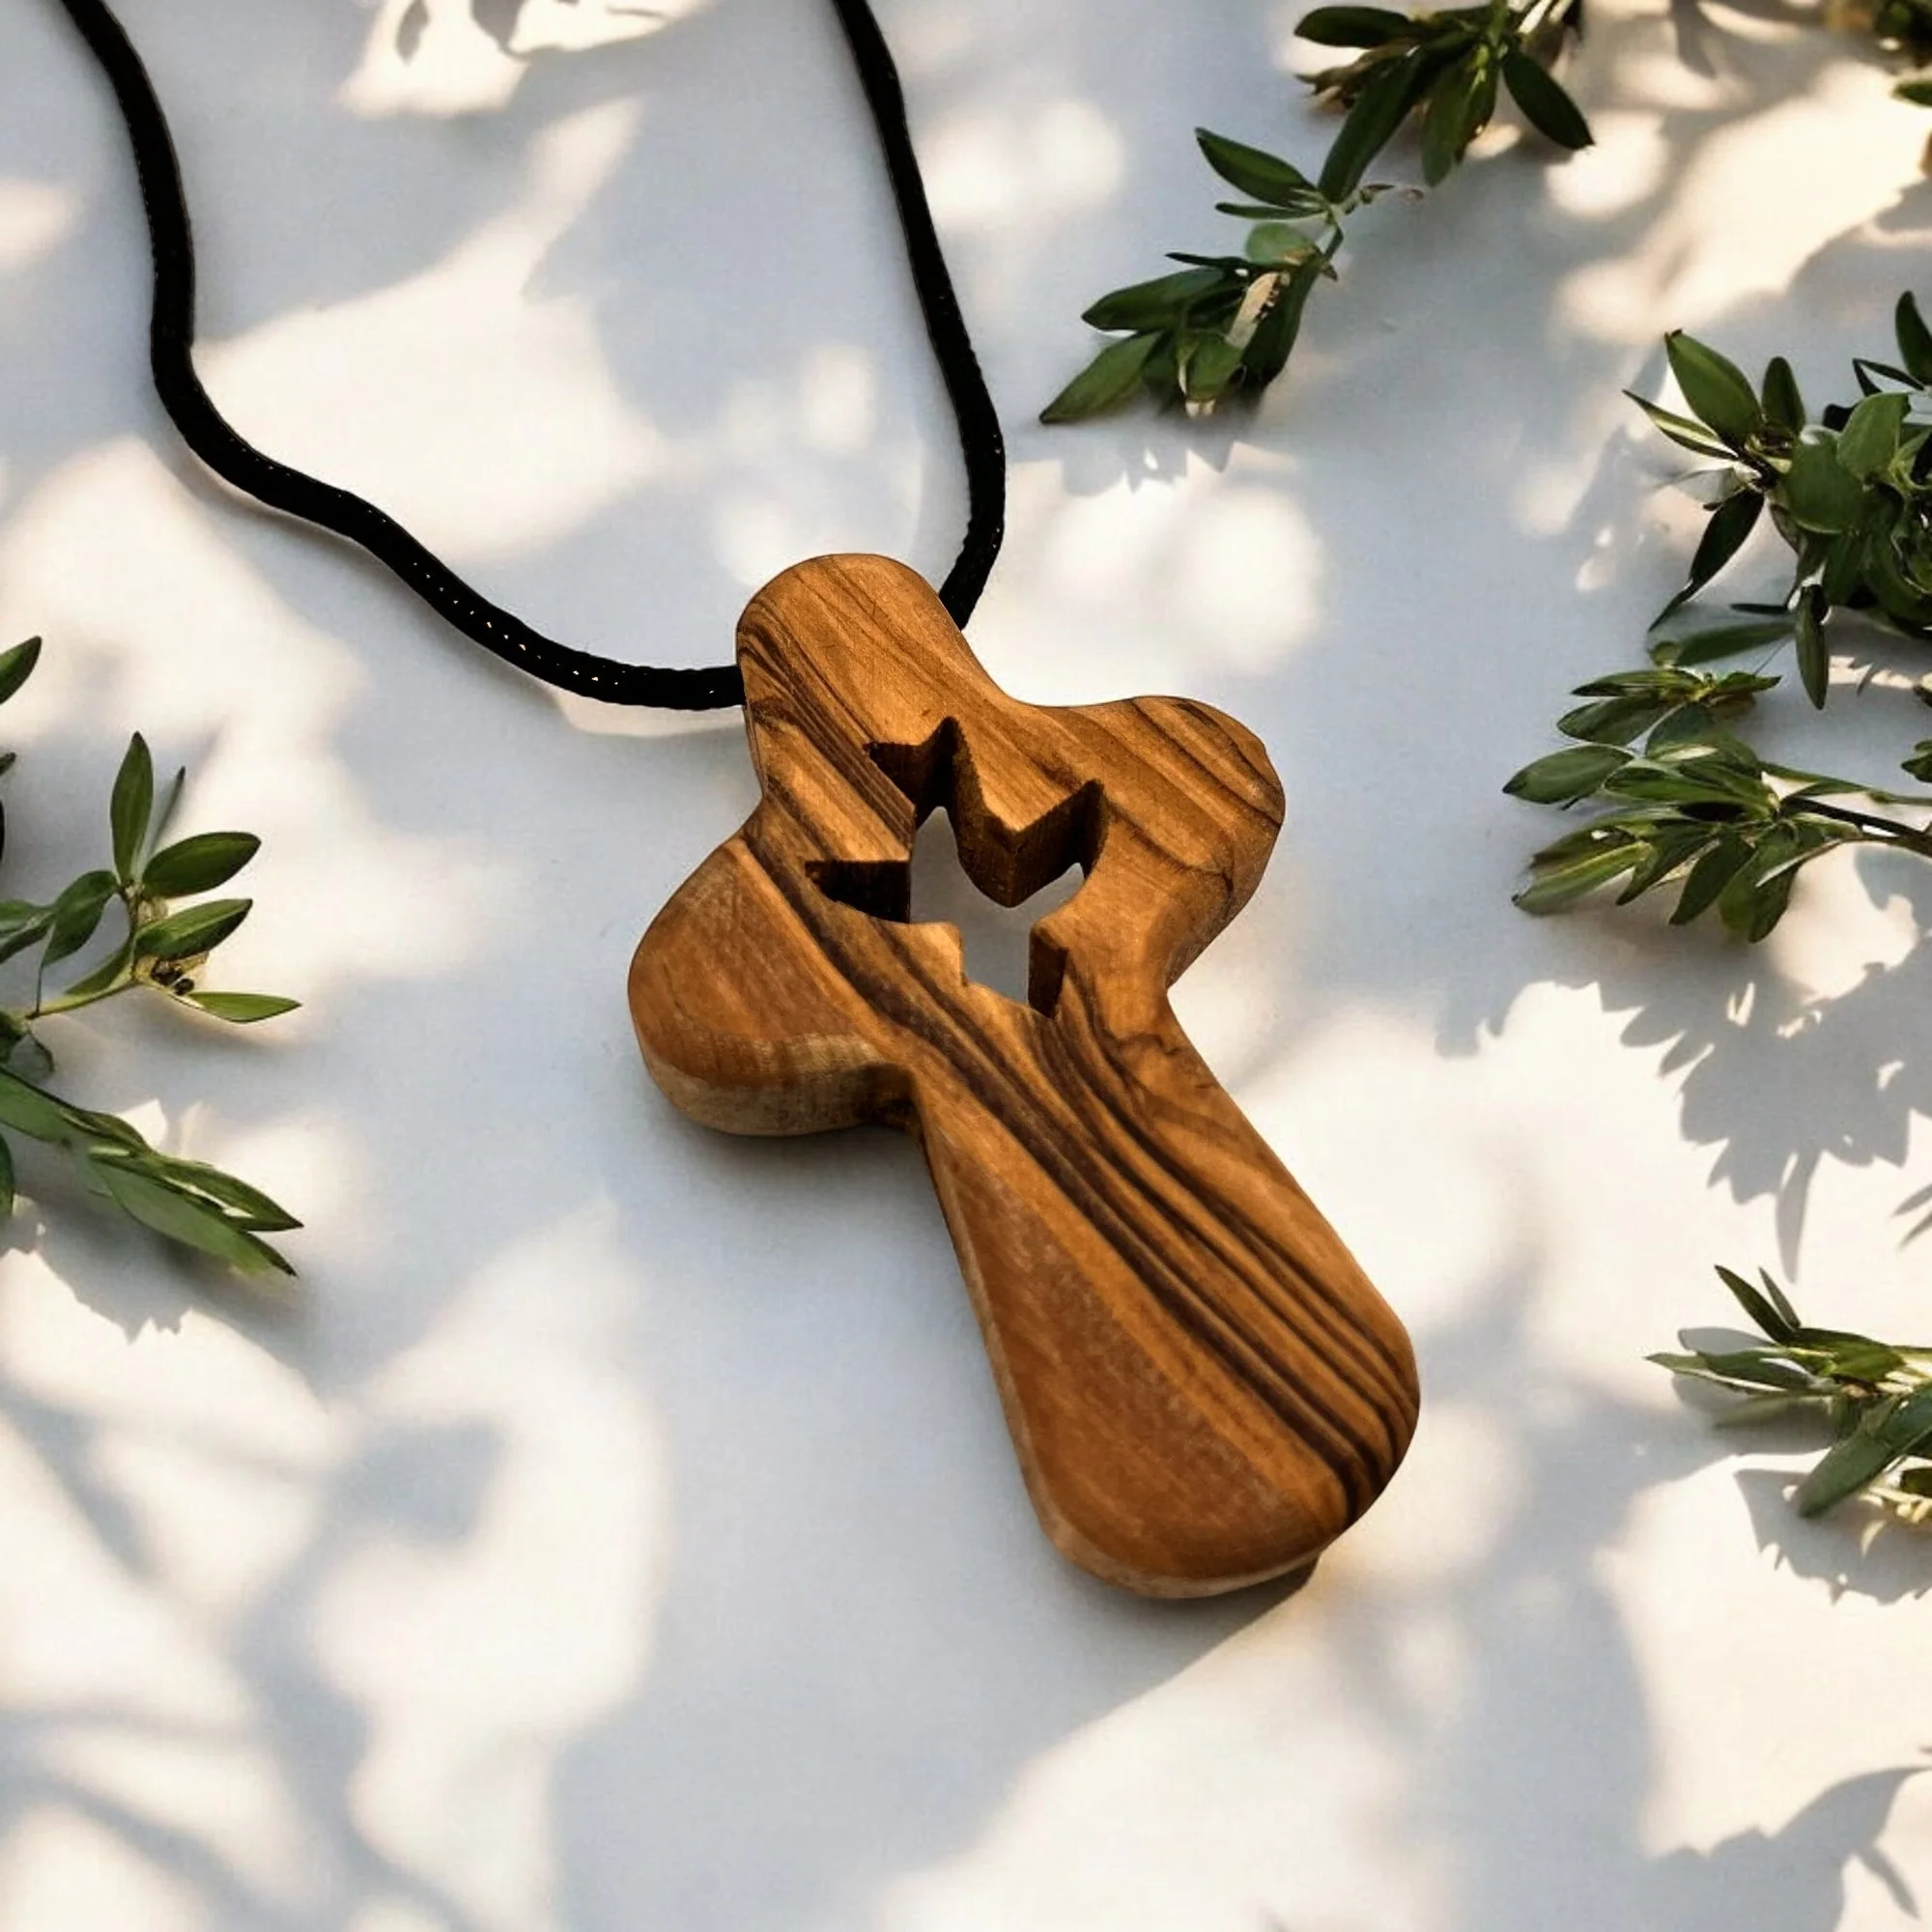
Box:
1895;78;1932;105
0;1066;97;1147
1896;292;1932;385
109;733;154;884
181;990;299;1024
132;897;251;963
1665;330;1762;447
1718;827;1799;942
1795;587;1829;709
1239;252;1327;387
1503;743;1630;804
0;1133;14;1223
1649;611;1794;667
1081;269;1227;332
0;903;54;970
1513;838;1643;913
1717;1264;1799;1343
1835;390;1909;480
1627;391;1732;461
1761;355;1805;433
140;1150;301;1232
1670;834;1753;924
1556;695;1674;745
1756;1268;1804;1337
1039;332;1161;424
90;1155;294;1276
1780;435;1866;535
1182;333;1245;402
58;937;133;1002
140;831;260;896
1795;1411;1915;1517
41;869;118;970
5;1032;52;1082
1195;129;1319;205
1419;53;1497;185
1660;489;1762;619
1244;223;1317;267
1500;49;1593;151
1296;5;1416;45
0;637;43;709
1320;51;1436;199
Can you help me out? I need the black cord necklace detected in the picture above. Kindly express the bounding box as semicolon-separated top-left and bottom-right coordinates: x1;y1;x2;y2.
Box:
53;0;1006;710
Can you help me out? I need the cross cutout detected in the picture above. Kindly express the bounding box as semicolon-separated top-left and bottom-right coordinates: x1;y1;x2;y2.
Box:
808;722;1096;1014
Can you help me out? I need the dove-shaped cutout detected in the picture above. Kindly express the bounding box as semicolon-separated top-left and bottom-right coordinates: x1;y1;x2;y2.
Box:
629;554;1418;1596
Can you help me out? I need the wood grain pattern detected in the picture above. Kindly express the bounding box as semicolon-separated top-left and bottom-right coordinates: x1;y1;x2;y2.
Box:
629;554;1418;1595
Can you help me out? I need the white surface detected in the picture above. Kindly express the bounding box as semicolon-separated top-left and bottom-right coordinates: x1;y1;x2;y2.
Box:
3;2;1932;1926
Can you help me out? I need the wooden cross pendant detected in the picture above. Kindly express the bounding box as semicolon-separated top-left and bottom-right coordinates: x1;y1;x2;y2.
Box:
629;555;1418;1596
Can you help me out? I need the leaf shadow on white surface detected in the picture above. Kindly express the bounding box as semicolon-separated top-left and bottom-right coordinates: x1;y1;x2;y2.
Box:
1733;1465;1932;1603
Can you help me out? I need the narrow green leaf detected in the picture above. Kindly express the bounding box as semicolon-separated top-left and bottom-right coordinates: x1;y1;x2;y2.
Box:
1195;129;1319;205
109;733;154;884
1042;331;1162;423
1781;435;1866;535
1761;355;1805;433
58;937;133;1002
1716;1264;1798;1343
1795;1416;1909;1517
1670;834;1753;924
1719;828;1799;942
1243;223;1317;268
140;831;260;897
1756;1269;1804;1337
1320;52;1435;199
1556;695;1673;745
1296;5;1415;45
1649;611;1794;667
91;1156;294;1276
1421;55;1479;185
0;1133;14;1223
1081;269;1227;332
1503;743;1630;804
132;897;251;963
1513;839;1643;913
140;1151;301;1232
1665;331;1762;447
1896;293;1932;385
1626;390;1733;460
1239;252;1326;387
181;990;299;1024
1795;588;1829;709
1500;49;1593;151
1835;390;1909;480
0;1066;94;1147
0;905;54;970
0;638;43;709
41;869;119;970
1182;333;1245;402
1895;78;1932;105
1660;489;1762;619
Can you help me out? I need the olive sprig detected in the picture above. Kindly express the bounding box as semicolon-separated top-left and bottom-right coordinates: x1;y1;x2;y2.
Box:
1040;0;1590;422
1656;1266;1932;1524
0;637;299;1277
1507;297;1932;941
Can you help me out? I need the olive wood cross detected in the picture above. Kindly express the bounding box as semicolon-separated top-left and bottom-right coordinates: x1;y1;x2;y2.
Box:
629;554;1418;1596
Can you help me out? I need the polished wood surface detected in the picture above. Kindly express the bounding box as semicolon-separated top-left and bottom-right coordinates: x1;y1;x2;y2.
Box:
629;555;1418;1595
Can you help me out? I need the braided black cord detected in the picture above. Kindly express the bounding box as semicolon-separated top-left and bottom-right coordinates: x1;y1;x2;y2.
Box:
51;0;1007;710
